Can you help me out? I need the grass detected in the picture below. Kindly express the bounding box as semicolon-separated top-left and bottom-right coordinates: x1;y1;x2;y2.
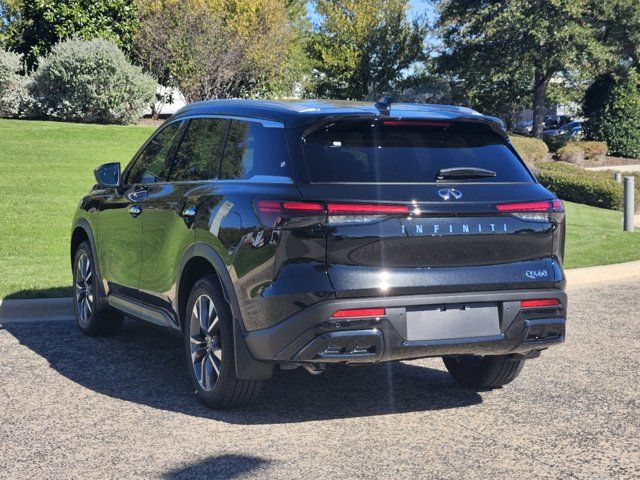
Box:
0;118;638;299
563;201;640;268
0;119;154;299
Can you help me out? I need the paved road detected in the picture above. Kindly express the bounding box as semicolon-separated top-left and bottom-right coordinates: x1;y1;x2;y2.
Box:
1;280;638;479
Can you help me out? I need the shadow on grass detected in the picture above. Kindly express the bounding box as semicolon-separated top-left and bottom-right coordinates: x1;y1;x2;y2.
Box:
3;286;72;300
163;454;269;480
4;319;482;424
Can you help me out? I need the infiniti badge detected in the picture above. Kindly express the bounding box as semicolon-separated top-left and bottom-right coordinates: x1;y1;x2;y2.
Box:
438;188;463;201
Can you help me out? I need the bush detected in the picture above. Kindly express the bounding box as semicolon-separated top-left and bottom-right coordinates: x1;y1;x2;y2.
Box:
542;134;569;152
556;143;584;164
509;135;549;164
0;50;29;117
583;69;640;159
555;141;608;165
581;141;608;161
30;38;156;124
536;162;640;211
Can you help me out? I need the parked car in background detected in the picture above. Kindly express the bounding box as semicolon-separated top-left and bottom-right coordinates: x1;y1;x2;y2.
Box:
543;115;572;130
543;120;584;139
70;99;568;409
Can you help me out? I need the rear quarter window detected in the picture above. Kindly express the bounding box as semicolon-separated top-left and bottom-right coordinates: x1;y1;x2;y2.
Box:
301;120;533;183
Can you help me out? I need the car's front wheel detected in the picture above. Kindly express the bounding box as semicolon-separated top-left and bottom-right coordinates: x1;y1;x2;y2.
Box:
442;354;525;389
184;275;262;409
73;241;123;336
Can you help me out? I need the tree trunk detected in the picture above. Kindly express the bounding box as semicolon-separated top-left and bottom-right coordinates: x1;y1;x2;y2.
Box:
531;69;553;138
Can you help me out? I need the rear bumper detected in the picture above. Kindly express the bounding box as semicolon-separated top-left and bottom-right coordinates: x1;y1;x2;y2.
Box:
244;289;567;364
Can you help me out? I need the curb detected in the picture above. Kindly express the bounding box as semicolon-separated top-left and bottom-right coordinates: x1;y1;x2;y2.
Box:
2;260;640;323
0;297;73;324
565;260;640;288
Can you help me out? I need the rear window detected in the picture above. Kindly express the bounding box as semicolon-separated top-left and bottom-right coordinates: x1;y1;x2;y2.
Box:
301;120;533;183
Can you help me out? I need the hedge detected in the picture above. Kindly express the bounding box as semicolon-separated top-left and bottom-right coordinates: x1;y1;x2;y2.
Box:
535;162;639;212
509;135;549;164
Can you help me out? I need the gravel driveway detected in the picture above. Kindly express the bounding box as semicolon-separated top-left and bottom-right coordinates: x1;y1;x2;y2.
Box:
1;280;638;479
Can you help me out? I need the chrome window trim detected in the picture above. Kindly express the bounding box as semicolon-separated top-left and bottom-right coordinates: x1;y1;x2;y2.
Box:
179;114;284;129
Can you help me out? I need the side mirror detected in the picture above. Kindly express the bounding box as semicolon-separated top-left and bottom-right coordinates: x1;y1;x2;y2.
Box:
94;162;121;188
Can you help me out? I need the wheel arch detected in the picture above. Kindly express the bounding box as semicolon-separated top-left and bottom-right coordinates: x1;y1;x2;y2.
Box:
176;242;273;380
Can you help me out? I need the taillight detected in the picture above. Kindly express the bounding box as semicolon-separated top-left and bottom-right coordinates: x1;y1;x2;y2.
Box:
254;200;326;229
520;298;560;308
255;200;412;228
496;200;554;212
496;199;564;221
327;202;410;225
327;203;409;215
331;308;386;318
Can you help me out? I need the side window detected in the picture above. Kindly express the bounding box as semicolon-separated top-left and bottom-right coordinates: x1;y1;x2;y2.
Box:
169;118;228;181
219;120;290;180
127;121;182;184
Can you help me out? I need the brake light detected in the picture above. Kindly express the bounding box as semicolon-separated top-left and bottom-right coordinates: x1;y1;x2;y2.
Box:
331;308;386;318
552;199;564;212
496;201;554;212
520;298;560;308
255;200;326;229
327;203;409;215
496;199;564;213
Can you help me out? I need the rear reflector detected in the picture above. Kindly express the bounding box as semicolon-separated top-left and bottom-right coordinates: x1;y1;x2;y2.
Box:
331;308;386;318
328;203;409;215
520;298;560;308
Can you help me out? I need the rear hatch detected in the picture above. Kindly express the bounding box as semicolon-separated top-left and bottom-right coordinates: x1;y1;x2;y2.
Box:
292;119;565;297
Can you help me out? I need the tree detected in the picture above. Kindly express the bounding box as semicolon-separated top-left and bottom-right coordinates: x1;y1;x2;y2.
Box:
308;0;426;100
135;0;305;100
583;69;640;158
436;0;610;137
4;0;139;69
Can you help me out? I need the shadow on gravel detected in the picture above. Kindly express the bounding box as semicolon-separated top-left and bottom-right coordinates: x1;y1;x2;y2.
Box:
4;319;482;423
163;454;269;480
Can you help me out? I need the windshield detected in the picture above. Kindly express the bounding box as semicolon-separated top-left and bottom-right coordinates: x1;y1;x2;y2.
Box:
300;120;533;183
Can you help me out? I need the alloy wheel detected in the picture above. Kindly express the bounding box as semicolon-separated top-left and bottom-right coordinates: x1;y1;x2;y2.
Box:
75;253;94;327
189;294;222;391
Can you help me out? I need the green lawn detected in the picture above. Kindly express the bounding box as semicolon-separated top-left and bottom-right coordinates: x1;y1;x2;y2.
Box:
0;118;638;299
0;119;154;299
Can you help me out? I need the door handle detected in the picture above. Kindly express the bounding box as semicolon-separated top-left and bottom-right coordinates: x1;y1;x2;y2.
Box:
182;206;197;218
129;205;142;217
181;206;197;225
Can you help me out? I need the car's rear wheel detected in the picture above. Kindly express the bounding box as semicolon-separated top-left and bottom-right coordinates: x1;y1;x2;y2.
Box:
185;275;262;409
442;354;525;389
73;241;123;336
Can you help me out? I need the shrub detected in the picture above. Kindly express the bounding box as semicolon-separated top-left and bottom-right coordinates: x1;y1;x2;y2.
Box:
581;141;608;162
583;69;640;159
509;135;549;164
542;134;569;152
536;162;640;211
556;143;584;164
30;38;156;124
0;50;29;117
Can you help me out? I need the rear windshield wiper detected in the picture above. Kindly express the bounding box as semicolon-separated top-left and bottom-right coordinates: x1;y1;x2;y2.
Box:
437;167;497;180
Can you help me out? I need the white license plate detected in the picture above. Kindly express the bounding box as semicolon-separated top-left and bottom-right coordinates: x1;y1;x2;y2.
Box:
405;303;500;341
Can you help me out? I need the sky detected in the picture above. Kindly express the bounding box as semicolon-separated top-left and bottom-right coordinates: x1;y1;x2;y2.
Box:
306;0;438;26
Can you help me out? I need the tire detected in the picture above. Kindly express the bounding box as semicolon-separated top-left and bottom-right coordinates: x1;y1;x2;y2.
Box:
72;241;123;336
184;275;262;409
442;354;525;389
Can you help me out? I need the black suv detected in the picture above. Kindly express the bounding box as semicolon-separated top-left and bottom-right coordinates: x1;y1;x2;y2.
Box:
71;99;567;409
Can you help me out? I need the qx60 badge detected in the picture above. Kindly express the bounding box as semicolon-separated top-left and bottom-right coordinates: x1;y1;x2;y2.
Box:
438;188;463;201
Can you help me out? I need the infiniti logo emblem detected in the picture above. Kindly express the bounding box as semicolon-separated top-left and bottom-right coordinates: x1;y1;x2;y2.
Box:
438;188;463;201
